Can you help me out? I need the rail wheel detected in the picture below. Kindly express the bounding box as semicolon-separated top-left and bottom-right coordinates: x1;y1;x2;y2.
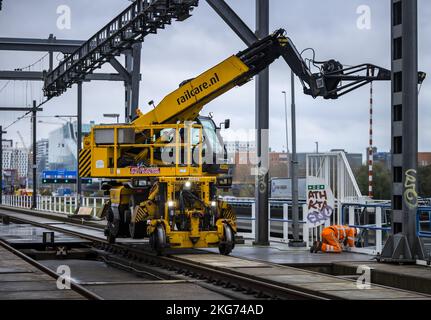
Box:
129;221;147;239
150;224;166;255
219;223;235;255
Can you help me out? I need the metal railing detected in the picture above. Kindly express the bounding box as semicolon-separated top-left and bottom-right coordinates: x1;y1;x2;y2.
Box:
306;152;364;204
235;202;341;248
236;203;310;246
417;207;431;238
1;195;107;217
341;203;392;255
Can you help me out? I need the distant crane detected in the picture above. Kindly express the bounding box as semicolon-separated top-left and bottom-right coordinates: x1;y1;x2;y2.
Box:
17;130;29;151
16;130;30;189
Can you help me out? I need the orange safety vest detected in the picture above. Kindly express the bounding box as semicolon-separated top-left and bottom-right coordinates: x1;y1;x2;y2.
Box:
326;225;356;247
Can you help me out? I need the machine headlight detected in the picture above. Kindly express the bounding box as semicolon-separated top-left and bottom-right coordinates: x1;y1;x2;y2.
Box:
184;181;192;189
211;201;217;207
168;200;175;208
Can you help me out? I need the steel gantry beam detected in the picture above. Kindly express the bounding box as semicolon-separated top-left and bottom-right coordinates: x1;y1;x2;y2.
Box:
0;34;129;82
0;107;43;112
0;70;126;82
43;0;199;105
0;36;83;54
205;0;258;46
124;43;142;122
206;0;270;245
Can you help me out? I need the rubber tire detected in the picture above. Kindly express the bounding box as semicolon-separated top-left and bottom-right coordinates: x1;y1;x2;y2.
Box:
118;206;131;238
219;223;235;255
129;221;147;239
107;232;116;244
106;207;119;243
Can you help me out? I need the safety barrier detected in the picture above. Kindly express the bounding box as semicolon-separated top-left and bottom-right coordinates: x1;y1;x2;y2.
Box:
1;195;107;217
417;207;431;238
342;203;392;255
236;203;337;248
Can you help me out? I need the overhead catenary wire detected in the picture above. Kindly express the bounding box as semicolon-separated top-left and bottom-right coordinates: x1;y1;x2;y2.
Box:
3;97;51;130
1;53;51;129
0;52;49;97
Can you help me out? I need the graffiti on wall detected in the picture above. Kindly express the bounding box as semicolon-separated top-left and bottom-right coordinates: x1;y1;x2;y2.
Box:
306;176;335;227
404;169;418;210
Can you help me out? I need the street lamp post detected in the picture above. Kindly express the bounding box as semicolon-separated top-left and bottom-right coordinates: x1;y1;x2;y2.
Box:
282;91;289;178
289;70;306;248
31;100;37;209
315;141;319;154
0;126;7;205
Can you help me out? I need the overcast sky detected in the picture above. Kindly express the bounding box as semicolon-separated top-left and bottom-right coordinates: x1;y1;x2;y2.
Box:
0;0;430;158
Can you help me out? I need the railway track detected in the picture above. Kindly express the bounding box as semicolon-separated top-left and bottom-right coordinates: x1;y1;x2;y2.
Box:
0;238;102;300
2;206;430;300
0;207;329;300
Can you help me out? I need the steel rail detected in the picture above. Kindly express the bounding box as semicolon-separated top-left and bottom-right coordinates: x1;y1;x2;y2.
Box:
0;238;103;300
0;209;331;300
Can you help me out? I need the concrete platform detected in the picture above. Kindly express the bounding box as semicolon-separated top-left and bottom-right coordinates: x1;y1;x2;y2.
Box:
0;223;91;248
41;259;229;300
0;245;84;300
333;261;431;295
173;253;431;300
205;240;374;266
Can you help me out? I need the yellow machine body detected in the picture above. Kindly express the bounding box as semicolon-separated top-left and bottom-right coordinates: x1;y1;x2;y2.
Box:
78;52;253;254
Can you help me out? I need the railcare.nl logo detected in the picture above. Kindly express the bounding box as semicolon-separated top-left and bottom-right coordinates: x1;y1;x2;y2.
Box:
176;73;220;106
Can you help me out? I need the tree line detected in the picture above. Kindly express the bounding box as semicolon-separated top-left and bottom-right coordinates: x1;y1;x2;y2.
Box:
356;163;431;200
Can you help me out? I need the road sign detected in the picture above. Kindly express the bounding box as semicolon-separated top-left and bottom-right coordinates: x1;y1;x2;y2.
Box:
42;178;92;184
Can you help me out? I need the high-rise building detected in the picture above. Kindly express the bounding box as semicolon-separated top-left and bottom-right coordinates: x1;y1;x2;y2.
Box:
2;147;29;178
48;121;94;170
36;139;49;172
2;139;13;149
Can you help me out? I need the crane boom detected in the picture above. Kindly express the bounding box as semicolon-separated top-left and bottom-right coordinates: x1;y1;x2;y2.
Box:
132;29;391;128
16;130;28;152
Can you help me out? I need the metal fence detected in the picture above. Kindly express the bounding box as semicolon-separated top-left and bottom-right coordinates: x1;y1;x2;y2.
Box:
341;203;392;255
236;202;339;247
1;195;107;217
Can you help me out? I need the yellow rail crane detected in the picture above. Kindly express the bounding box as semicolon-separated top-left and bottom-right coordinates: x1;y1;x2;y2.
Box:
79;29;391;254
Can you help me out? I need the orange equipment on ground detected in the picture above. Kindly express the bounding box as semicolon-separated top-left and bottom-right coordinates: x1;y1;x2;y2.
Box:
311;225;359;253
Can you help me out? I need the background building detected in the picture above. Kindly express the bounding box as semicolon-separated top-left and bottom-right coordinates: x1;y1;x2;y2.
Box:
35;138;49;172
225;141;256;154
418;152;431;167
2;139;13;149
365;148;429;169
2;142;29;188
48;121;94;170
